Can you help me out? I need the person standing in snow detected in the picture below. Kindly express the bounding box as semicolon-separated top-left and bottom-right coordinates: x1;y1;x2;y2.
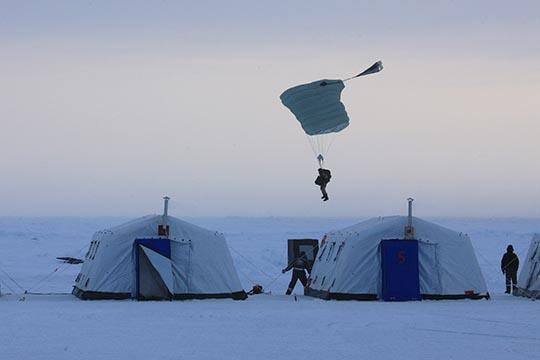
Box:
315;168;331;201
501;245;519;294
282;251;311;295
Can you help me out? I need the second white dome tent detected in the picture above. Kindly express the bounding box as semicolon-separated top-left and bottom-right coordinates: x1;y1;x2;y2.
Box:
306;199;489;301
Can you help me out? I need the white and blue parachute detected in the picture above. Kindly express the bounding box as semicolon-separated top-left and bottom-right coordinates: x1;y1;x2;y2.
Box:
280;61;383;166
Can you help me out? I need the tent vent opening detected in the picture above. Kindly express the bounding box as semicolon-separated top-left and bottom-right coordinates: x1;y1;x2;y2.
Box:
318;245;327;260
326;243;335;262
334;243;345;261
158;225;170;237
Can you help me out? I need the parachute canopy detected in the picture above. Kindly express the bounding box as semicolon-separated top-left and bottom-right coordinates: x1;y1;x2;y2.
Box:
280;61;383;136
279;61;383;165
280;79;349;136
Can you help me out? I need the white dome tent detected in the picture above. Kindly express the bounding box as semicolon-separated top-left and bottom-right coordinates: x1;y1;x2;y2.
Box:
73;197;246;300
515;234;540;299
306;200;489;301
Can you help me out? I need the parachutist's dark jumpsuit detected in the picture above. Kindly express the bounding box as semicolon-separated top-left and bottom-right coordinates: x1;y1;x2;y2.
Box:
283;256;311;295
315;168;331;201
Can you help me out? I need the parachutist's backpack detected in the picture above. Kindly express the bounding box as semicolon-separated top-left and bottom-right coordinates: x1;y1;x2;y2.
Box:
315;169;331;186
321;169;332;182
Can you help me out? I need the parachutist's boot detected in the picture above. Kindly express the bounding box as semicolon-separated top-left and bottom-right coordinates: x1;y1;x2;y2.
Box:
286;288;292;295
323;195;329;201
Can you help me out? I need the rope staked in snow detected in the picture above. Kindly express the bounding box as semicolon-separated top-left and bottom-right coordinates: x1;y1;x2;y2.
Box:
229;245;302;292
229;245;275;281
0;277;18;295
0;263;25;293
25;243;89;295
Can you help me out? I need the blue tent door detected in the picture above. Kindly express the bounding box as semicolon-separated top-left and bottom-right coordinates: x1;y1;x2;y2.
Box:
381;239;421;301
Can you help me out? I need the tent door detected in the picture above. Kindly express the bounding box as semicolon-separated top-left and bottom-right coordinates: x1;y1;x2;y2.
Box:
171;240;192;294
418;242;442;295
381;239;421;301
134;238;173;301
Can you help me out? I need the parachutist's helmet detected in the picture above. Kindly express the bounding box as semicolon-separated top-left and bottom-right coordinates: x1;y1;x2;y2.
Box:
507;245;514;252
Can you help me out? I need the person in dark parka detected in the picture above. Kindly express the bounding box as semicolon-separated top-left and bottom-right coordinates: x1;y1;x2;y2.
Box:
315;168;331;201
501;245;519;294
282;251;311;295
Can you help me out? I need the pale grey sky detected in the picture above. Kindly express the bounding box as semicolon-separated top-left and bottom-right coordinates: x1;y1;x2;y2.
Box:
1;1;539;217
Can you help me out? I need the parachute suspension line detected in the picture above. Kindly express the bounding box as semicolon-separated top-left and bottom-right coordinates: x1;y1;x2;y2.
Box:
306;134;319;158
305;133;337;168
324;133;338;159
306;135;323;167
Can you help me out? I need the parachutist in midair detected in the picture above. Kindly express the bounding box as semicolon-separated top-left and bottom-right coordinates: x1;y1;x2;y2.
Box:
315;168;332;201
279;61;383;203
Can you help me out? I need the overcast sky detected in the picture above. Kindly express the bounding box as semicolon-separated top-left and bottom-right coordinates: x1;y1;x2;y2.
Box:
1;1;539;217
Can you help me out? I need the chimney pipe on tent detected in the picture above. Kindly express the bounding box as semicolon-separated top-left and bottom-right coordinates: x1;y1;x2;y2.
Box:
163;196;170;218
404;197;415;239
158;196;171;237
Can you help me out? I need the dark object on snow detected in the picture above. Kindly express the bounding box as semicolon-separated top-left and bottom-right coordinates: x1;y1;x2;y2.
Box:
315;168;331;201
56;257;84;264
283;252;312;295
247;284;264;295
501;245;519;294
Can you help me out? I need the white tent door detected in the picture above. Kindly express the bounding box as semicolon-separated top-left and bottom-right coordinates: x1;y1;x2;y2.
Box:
171;241;191;294
137;246;173;300
418;242;442;295
141;246;174;293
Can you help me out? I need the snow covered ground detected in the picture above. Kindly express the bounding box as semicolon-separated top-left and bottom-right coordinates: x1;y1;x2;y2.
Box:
1;217;539;359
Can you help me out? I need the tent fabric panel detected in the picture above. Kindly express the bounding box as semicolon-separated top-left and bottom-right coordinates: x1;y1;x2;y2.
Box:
170;230;243;295
137;247;172;300
517;235;540;296
141;246;174;294
418;242;442;294
171;241;191;294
